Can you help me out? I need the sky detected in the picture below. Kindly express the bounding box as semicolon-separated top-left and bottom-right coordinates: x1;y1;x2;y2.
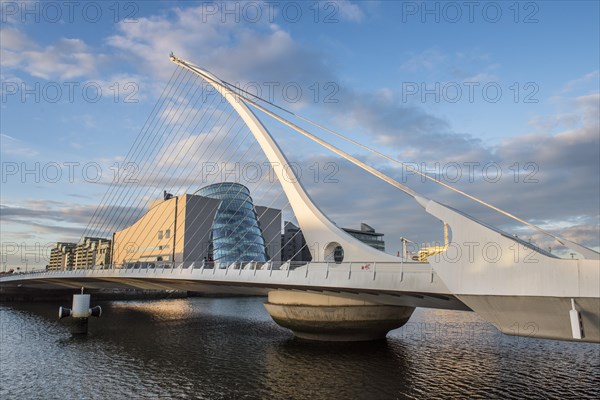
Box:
1;0;599;269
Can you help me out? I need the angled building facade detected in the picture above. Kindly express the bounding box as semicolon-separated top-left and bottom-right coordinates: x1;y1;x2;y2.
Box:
281;221;313;263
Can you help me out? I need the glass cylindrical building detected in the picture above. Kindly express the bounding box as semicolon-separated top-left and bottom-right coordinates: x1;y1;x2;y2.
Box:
197;182;268;265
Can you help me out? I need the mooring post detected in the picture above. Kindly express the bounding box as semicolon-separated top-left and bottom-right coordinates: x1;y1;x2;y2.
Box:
58;287;101;334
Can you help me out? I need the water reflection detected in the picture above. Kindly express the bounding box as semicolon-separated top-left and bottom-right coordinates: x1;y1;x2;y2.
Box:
1;298;598;400
264;340;413;399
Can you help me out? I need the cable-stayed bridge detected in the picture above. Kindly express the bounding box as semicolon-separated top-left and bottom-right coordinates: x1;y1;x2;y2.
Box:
2;55;598;343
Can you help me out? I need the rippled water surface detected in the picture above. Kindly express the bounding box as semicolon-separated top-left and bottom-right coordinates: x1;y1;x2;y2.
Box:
1;297;598;399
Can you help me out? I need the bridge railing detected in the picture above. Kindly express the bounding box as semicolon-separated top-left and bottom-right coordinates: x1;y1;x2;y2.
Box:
1;260;437;286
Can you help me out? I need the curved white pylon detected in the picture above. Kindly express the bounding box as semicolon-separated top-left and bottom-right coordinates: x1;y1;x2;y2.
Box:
171;56;399;262
171;56;599;263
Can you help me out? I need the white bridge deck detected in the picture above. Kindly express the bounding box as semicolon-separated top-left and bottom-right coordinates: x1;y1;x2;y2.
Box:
0;262;468;311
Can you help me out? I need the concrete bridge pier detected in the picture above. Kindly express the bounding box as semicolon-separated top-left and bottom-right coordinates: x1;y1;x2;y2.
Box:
264;290;415;341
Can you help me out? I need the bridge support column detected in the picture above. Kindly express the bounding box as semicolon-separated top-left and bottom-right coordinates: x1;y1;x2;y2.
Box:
264;290;414;341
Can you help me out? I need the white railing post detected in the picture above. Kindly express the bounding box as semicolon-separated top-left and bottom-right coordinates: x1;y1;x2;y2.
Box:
373;262;377;280
400;262;404;282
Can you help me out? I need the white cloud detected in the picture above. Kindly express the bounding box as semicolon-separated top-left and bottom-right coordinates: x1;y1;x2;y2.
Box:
0;133;40;157
561;70;599;93
0;199;143;243
334;1;366;22
399;48;498;84
400;49;446;72
106;5;334;88
0;28;105;80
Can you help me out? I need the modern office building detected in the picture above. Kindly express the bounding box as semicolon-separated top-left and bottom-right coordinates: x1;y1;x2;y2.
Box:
48;242;76;271
342;223;385;252
281;221;313;263
112;183;281;267
281;222;385;262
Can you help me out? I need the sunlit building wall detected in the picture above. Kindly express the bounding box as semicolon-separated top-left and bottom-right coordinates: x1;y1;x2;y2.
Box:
73;237;112;269
48;242;76;271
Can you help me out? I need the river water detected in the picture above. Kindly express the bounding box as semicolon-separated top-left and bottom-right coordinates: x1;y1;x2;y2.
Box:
1;297;598;399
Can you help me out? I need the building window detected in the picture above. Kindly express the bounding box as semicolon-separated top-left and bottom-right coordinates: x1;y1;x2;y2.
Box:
158;230;163;240
165;229;171;239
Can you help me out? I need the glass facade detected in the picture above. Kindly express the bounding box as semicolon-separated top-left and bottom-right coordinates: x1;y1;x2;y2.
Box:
197;182;267;265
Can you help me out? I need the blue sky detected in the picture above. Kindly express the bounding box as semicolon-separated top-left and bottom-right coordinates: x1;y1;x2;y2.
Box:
1;1;599;268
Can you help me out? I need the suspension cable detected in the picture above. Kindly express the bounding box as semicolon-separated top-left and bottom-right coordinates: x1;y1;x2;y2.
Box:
169;55;572;246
